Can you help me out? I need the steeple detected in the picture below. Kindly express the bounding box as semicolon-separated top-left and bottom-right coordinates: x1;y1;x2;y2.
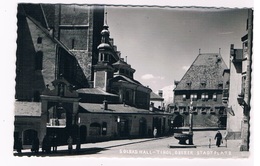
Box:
100;11;110;43
94;10;114;91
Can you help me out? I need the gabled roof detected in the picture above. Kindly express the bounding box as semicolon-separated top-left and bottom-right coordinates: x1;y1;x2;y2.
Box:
175;53;228;91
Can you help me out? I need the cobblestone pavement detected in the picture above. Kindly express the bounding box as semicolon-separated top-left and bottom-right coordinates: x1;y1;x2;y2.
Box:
13;130;249;158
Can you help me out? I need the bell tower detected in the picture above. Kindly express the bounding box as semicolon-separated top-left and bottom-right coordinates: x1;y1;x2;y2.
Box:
93;12;114;91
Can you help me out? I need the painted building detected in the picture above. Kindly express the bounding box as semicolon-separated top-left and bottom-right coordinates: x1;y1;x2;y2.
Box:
14;4;170;148
172;52;228;128
226;9;253;151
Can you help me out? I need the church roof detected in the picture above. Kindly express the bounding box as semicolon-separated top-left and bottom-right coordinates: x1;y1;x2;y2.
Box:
76;88;118;97
175;53;228;91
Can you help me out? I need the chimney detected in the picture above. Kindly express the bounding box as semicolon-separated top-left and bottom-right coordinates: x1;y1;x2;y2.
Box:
230;44;234;56
158;90;163;97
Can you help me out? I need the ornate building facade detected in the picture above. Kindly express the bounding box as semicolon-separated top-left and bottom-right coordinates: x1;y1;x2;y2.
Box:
172;52;229;128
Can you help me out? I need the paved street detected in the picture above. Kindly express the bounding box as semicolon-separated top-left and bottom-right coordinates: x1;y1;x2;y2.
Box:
14;130;249;158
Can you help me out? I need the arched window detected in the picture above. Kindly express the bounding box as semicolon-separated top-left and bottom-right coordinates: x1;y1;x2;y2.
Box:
35;51;43;70
37;37;42;44
89;123;101;136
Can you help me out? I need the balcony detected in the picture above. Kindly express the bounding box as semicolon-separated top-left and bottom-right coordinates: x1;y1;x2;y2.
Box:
47;118;66;128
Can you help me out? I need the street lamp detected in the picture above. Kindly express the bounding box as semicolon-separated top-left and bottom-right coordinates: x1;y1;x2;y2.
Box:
188;100;194;145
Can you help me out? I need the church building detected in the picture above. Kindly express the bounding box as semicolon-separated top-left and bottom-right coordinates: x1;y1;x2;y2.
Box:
14;4;170;148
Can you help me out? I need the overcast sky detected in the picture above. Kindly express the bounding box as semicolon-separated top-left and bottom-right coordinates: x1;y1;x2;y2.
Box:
106;6;249;93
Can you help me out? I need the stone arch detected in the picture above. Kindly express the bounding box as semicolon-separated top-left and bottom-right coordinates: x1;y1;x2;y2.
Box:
173;114;184;127
139;117;147;136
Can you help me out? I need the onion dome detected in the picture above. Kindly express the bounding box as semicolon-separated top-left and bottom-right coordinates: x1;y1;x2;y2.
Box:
97;43;111;50
101;29;110;36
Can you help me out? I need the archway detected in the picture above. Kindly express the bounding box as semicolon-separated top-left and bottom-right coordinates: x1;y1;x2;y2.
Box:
139;117;147;136
153;117;162;136
173;114;184;127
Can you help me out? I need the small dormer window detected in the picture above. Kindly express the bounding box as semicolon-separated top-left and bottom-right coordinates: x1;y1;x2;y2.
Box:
218;83;223;89
186;82;191;88
200;82;206;88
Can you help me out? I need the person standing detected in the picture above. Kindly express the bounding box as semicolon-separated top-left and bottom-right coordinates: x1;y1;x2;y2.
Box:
214;131;223;147
42;135;51;154
52;134;58;153
31;136;39;153
67;136;73;154
153;127;157;138
15;138;23;153
76;137;81;154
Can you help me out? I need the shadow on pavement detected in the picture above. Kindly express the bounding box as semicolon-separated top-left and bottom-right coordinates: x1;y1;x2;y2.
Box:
13;147;107;157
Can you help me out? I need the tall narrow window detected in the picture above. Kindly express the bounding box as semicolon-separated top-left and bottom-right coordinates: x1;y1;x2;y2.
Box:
37;37;42;44
72;39;75;49
35;51;43;70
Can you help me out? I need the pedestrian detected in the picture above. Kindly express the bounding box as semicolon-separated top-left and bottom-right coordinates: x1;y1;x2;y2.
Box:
15;138;23;153
31;136;39;153
67;136;73;154
76;137;81;154
214;131;223;147
153;127;157;138
42;135;51;154
52;134;58;152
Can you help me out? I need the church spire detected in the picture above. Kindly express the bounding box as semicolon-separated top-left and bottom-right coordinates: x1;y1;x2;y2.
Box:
104;10;109;29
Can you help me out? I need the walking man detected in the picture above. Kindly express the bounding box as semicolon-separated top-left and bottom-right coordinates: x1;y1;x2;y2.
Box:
214;131;223;147
67;136;73;154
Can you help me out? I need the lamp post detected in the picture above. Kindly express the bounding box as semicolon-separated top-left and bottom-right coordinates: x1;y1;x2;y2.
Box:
188;100;194;145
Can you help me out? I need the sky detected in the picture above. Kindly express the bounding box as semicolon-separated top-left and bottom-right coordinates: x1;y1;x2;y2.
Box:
106;7;249;94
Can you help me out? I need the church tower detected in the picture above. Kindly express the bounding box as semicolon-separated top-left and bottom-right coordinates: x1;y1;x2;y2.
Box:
93;14;116;91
